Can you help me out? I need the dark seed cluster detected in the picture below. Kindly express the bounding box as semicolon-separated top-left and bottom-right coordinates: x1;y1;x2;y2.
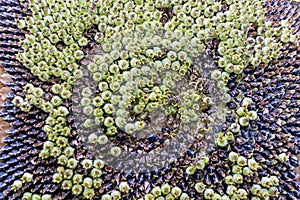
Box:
0;0;299;200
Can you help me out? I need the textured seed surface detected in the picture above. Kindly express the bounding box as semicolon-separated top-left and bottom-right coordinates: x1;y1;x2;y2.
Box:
0;0;300;199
